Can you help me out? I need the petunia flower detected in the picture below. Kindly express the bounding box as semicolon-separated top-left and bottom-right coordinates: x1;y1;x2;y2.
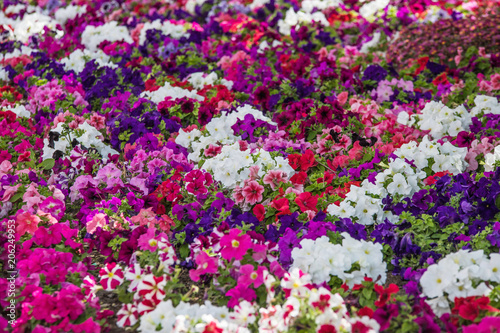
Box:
137;274;167;303
242;180;264;205
237;265;266;288
189;251;219;282
116;303;139;328
219;228;253;261
16;211;41;236
137;228;158;252
99;262;125;290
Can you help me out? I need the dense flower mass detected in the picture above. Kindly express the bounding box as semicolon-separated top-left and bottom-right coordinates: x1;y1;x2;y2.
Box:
0;0;500;332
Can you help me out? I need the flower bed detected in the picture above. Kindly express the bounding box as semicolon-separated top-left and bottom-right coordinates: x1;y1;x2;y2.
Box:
1;0;500;332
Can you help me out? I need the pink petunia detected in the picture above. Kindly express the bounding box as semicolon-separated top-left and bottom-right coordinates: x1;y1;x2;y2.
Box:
237;264;266;288
242;180;264;205
263;170;287;190
189;251;219;282
16;211;41;236
137;228;159;252
220;229;253;261
226;284;257;308
86;213;107;234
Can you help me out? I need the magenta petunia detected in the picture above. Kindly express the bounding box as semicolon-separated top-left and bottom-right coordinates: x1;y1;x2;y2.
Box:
219;229;253;261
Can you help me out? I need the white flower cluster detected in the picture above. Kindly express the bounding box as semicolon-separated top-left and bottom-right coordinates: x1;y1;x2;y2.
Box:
327;182;393;225
187;72;233;90
397;101;470;139
327;135;467;224
484;145;500;172
175;105;287;188
420;250;499;316
140;81;204;104
359;0;390;22
0;68;8;82
301;0;342;12
138;20;188;45
0;11;60;43
176;105;275;161
291;234;386;287
139;300;232;333
42;122;118;162
393;135;468;174
81;21;133;52
398;96;500;139
470;95;500;117
277;8;329;35
60;49;117;73
185;0;206;14
202;143;294;188
54;5;87;25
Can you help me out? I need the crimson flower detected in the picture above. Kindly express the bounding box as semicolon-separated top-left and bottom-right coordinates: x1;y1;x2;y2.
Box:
295;192;318;213
374;283;399;307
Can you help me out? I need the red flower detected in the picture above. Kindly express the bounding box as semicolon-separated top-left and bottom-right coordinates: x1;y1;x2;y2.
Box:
270;197;291;217
453;296;499;324
414;56;429;75
202;321;223;333
18;150;31;162
145;79;160;92
300;149;316;171
432;73;449;86
290;171;307;185
253;204;265;221
351;321;371;333
374;283;399;307
423;171;450;185
152;179;182;202
295;192;318;213
318;324;337;333
288;154;301;170
357;307;374;318
287;150;316;171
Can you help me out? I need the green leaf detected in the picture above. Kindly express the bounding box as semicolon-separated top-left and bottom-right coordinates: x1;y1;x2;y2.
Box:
10;192;23;203
361;287;373;300
39;158;55;170
179;243;190;259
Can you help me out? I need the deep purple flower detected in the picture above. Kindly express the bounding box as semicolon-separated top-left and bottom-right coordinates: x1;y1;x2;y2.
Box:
362;65;387;82
278;212;302;234
277;228;300;267
335;218;366;240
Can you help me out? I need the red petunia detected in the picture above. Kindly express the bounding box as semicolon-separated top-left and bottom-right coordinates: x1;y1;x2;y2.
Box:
295;192;318;213
374;283;399;307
